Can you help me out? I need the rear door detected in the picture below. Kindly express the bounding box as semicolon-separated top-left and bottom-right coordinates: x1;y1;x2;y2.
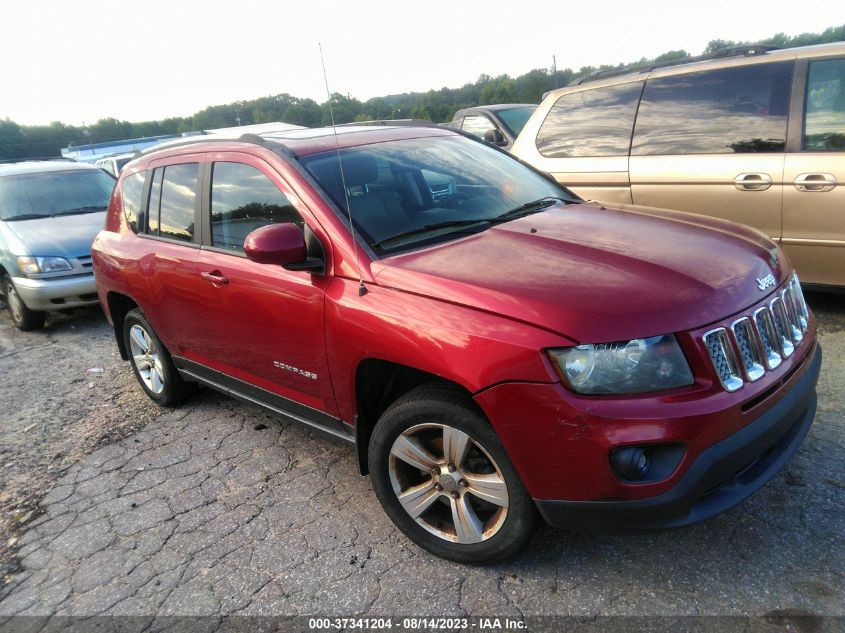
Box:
520;81;644;204
782;55;845;285
629;60;794;242
135;159;203;352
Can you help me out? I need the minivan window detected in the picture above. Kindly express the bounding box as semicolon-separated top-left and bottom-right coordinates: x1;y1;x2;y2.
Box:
804;58;845;151
632;62;793;155
0;170;114;221
122;172;145;233
536;82;643;158
152;163;197;242
210;162;302;252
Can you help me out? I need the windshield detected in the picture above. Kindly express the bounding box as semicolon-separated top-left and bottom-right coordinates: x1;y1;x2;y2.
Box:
496;106;537;137
0;170;115;221
300;135;576;255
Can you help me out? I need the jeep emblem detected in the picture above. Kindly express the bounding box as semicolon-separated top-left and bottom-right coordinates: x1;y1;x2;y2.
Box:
756;274;776;291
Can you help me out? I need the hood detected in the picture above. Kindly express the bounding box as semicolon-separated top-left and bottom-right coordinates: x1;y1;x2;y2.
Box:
4;212;106;259
371;202;788;343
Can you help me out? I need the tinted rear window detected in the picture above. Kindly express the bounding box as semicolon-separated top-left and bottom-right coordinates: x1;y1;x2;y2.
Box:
0;170;114;221
536;82;643;158
632;62;793;155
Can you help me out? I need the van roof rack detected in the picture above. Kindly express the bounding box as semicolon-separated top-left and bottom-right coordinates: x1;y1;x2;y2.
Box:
568;45;780;87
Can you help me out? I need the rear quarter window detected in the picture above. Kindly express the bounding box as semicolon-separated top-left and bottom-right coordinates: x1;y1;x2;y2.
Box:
122;172;145;233
536;82;643;158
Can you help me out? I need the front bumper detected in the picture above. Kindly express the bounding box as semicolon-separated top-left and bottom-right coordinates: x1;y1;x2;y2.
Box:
11;274;99;311
534;344;821;530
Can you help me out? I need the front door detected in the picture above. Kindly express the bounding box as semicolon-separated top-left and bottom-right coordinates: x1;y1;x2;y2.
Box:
782;56;845;286
186;153;338;418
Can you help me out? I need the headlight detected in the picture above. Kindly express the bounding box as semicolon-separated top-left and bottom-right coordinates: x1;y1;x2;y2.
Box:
547;334;694;395
17;256;73;274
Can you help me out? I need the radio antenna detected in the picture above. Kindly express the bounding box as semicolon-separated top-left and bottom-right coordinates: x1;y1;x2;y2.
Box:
319;42;367;296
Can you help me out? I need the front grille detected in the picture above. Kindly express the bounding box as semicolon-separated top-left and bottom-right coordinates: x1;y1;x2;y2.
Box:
76;254;93;270
703;273;809;392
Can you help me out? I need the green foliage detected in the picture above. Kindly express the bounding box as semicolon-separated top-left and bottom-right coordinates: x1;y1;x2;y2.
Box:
2;24;844;159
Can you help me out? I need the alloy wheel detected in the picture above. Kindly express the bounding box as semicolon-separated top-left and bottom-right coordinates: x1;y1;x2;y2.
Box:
5;281;24;325
128;324;165;394
388;422;509;544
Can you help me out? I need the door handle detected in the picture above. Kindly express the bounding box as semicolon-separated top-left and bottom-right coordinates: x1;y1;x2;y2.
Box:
794;173;837;192
734;173;772;191
200;270;229;287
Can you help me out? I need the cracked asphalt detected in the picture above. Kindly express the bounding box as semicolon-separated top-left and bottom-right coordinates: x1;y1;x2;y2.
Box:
0;292;842;623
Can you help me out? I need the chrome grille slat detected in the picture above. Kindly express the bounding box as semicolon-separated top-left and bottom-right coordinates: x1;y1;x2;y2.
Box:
770;297;794;357
790;273;809;331
753;307;782;371
703;328;743;392
731;317;765;381
781;288;803;343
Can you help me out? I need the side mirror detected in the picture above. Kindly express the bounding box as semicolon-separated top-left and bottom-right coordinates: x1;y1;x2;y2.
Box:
484;128;507;146
244;223;323;272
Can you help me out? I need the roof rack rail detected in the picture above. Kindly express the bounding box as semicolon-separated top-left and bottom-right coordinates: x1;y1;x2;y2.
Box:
0;156;75;164
568;45;780;87
334;119;436;127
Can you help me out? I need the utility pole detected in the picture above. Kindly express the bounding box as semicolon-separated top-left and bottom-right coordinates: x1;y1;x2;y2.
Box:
235;109;242;126
553;55;558;89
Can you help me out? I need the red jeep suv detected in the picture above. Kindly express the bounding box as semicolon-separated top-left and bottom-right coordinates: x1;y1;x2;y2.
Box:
92;125;820;563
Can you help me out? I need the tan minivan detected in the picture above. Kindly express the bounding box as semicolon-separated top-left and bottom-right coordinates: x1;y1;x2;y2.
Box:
512;43;845;286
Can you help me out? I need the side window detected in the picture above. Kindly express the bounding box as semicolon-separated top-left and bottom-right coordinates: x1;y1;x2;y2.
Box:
461;115;496;139
210;162;302;253
632;62;793;155
145;164;197;241
804;58;845;151
122;172;145;233
536;82;643;158
147;168;163;235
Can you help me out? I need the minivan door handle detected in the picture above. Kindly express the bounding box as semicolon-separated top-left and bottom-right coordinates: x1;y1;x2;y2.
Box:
734;173;773;191
200;270;229;287
794;173;837;192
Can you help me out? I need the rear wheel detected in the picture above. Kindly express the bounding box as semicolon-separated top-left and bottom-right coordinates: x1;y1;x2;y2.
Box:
3;275;45;331
369;386;538;563
123;308;194;406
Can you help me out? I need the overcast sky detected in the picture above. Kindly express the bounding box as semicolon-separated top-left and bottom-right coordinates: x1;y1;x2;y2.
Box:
2;0;843;126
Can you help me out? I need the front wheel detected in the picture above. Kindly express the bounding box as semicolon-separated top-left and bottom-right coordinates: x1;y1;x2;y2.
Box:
368;386;538;563
3;275;45;331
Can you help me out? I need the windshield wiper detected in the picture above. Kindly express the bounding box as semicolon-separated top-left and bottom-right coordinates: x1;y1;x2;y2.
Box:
492;197;567;222
61;206;107;215
372;218;492;248
3;213;50;221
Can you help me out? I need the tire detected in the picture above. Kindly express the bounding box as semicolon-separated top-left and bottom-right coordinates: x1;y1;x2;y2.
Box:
368;385;538;564
3;275;46;331
122;308;195;406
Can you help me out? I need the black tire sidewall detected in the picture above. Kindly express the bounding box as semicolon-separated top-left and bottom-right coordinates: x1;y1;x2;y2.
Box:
3;275;45;331
122;309;184;406
369;390;537;564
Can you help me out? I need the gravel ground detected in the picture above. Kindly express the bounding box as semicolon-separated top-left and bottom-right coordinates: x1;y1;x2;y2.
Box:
0;292;842;624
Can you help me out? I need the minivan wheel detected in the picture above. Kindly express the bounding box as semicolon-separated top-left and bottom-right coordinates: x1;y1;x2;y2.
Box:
369;386;538;564
2;275;45;331
123;308;194;406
